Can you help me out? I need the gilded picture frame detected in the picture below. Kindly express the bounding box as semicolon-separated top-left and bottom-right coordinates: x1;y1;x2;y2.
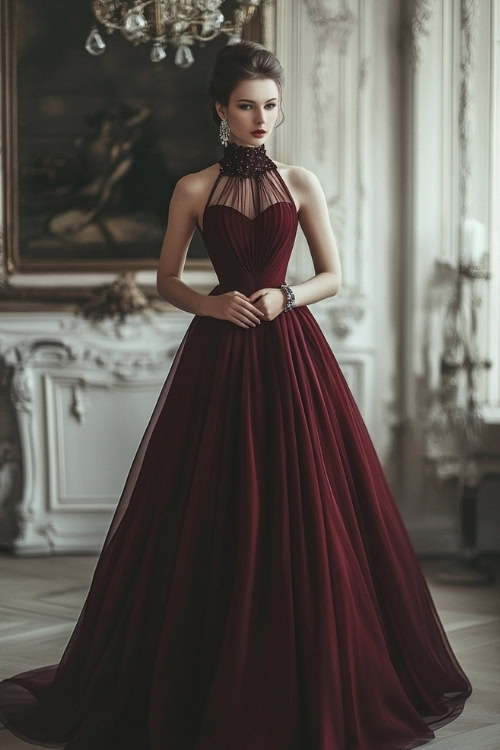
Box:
0;0;265;306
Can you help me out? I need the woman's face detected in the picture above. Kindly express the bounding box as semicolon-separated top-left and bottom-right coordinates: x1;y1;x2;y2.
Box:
216;77;280;148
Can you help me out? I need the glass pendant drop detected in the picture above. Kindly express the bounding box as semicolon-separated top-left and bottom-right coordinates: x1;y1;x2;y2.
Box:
174;44;194;68
151;42;167;63
125;12;147;34
85;26;106;56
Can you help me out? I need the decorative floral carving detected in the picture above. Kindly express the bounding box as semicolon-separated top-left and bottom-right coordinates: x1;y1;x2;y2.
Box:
34;522;58;553
303;0;357;159
9;367;34;415
458;0;478;247
408;0;433;72
1;337;173;385
78;271;160;324
323;285;366;339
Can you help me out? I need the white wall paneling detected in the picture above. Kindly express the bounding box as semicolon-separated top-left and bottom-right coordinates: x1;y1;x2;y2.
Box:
0;313;189;554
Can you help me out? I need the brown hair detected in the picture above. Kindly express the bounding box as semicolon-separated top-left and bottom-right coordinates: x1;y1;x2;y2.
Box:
207;41;285;129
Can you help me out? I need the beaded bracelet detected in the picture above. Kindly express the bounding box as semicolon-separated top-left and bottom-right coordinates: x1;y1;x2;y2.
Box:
280;283;296;313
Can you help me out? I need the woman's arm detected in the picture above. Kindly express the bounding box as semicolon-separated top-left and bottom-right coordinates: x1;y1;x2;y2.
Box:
156;175;209;316
286;166;342;307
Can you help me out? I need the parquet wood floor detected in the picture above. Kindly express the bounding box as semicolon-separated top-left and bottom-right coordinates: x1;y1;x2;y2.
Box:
0;554;498;749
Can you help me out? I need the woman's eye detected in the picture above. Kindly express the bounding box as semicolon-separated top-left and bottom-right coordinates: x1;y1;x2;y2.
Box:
238;104;276;110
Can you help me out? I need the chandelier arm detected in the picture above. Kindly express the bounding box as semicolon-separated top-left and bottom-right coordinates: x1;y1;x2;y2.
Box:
190;21;241;43
92;0;156;31
190;31;223;42
153;0;162;38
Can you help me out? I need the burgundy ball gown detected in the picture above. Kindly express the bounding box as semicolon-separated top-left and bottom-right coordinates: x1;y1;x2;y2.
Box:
0;142;472;749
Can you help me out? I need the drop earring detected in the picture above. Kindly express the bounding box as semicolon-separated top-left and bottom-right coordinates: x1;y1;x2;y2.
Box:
219;117;230;147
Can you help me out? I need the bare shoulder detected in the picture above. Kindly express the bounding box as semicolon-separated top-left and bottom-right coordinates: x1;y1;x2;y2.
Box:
172;163;220;224
274;162;322;211
287;165;321;191
174;162;220;197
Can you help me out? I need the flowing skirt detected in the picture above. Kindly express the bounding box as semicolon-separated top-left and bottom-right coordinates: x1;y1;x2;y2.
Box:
0;304;472;749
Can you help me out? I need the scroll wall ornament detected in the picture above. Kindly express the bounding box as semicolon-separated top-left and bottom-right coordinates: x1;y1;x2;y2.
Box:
303;0;357;160
85;0;262;66
70;384;90;425
423;0;493;584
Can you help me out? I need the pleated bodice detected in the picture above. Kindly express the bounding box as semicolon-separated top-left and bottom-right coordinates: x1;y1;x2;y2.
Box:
196;142;298;297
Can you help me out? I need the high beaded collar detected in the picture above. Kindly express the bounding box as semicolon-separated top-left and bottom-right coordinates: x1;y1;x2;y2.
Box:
219;141;277;180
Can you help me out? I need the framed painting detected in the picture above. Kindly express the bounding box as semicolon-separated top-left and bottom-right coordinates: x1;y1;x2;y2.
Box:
0;0;265;303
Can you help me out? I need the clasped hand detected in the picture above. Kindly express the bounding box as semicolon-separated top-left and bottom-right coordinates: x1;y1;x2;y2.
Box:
206;287;286;329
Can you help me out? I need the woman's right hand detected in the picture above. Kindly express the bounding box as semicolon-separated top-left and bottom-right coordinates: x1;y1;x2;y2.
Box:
204;291;265;329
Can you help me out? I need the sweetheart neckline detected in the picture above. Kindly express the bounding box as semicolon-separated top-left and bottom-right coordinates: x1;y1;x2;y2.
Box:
197;201;298;235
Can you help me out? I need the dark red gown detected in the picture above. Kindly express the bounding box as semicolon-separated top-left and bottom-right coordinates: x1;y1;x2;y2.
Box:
0;142;472;749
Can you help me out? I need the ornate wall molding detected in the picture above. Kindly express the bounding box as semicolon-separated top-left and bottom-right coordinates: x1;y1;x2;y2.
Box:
408;0;433;72
303;0;357;47
303;0;358;159
1;336;175;384
259;0;369;321
458;0;479;254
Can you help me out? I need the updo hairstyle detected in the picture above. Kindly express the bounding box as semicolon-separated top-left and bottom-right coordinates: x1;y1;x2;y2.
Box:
207;40;285;129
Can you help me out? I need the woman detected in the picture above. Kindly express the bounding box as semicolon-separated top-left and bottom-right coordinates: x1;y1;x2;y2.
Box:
0;41;472;750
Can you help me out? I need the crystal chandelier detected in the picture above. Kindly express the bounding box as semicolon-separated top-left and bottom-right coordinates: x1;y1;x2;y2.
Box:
85;0;262;67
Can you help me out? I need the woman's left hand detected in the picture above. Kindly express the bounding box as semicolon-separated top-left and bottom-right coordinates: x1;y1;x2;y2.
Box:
247;287;286;322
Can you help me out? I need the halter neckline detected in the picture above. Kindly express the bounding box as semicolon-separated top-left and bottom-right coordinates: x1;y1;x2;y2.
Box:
219;141;277;180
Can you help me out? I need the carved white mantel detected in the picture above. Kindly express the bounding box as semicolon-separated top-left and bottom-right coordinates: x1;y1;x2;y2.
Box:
0;311;190;554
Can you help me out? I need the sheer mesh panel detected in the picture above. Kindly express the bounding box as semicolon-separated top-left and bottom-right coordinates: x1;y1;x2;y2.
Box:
202;169;295;228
